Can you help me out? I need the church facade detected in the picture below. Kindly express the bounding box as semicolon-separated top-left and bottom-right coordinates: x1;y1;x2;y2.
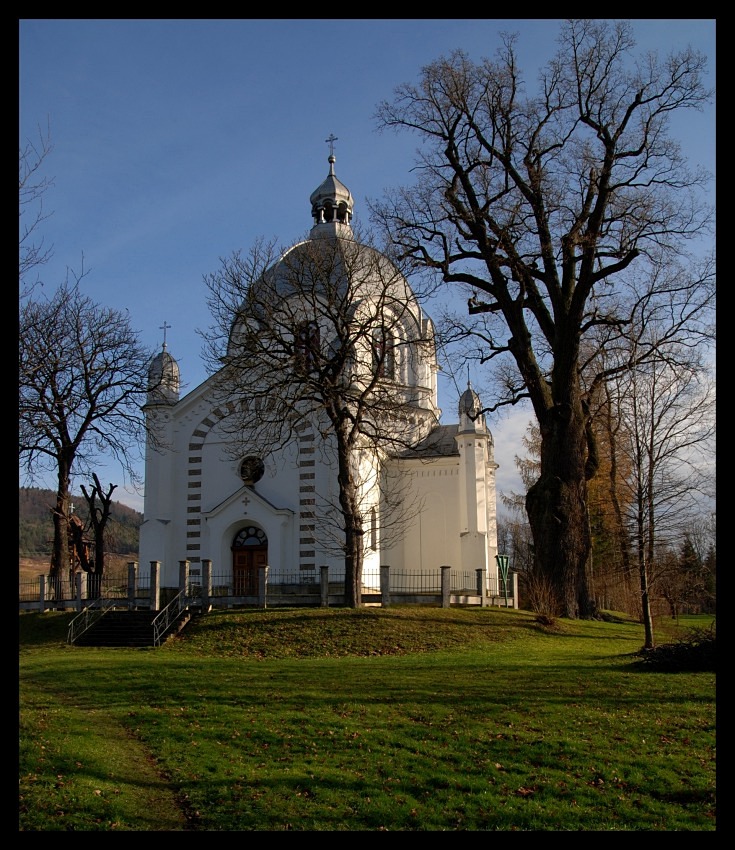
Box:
139;153;500;597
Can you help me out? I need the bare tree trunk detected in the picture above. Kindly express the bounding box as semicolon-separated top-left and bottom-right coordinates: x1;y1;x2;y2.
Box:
49;461;71;582
81;474;116;579
337;440;363;608
639;560;655;650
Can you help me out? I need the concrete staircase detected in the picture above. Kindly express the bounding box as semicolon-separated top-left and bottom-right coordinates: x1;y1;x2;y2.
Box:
73;610;190;647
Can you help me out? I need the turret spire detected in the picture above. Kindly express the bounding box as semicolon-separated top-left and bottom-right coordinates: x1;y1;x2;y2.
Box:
309;137;354;233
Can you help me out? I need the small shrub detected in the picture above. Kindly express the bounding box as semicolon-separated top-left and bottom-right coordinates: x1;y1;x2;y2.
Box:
635;621;716;672
521;570;561;626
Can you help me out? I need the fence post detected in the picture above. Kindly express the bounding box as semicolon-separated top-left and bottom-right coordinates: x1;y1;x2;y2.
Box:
202;559;212;612
511;571;519;609
258;565;269;608
75;572;87;612
127;562;137;610
380;564;391;608
440;565;451;608
476;568;489;607
38;574;47;613
179;560;190;596
320;565;329;607
150;561;161;611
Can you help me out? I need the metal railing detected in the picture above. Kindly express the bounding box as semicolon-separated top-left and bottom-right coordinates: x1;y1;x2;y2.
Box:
151;588;190;646
67;595;119;645
20;571;152;611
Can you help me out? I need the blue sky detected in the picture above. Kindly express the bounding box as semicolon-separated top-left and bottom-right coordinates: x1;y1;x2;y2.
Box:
19;19;716;512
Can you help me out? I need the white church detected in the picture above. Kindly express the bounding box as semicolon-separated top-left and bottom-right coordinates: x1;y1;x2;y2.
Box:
139;151;501;601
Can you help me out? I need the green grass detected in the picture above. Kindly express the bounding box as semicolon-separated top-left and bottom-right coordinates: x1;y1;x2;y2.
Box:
19;607;716;831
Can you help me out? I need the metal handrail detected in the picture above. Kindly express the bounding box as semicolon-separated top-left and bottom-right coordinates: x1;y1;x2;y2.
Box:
151;588;190;646
67;595;119;645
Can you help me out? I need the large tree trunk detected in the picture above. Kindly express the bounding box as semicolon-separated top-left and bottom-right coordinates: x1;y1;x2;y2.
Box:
336;436;363;608
526;406;595;619
343;519;364;608
49;462;71;581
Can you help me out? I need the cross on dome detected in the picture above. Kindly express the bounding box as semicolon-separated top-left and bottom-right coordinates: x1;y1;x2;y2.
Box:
160;320;171;350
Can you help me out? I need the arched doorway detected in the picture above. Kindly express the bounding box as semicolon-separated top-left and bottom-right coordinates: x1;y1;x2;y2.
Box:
232;525;268;596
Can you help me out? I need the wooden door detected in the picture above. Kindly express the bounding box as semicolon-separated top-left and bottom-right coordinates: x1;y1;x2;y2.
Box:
233;547;267;596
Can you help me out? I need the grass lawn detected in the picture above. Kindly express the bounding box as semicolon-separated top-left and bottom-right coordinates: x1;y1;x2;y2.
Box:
19;606;716;831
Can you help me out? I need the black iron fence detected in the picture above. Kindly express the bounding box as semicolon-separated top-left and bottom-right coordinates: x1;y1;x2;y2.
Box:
20;561;518;612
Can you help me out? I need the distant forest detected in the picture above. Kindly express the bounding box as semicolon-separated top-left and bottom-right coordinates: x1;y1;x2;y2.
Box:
19;487;142;557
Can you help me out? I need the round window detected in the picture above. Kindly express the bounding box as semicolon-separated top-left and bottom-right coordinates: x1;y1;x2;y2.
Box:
239;456;265;484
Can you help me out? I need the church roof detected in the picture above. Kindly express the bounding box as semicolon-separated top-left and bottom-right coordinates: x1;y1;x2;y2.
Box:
396;424;460;459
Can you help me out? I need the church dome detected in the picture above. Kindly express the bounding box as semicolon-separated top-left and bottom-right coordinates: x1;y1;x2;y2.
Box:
236;147;400;325
147;342;180;404
225;148;441;421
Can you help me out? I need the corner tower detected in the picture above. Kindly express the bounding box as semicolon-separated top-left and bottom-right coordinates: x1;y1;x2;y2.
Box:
455;382;499;588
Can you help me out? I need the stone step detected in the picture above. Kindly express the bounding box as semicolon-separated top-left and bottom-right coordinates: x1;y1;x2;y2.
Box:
74;610;189;647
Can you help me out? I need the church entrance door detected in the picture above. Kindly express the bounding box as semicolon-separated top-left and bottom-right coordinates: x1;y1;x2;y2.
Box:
232;525;268;596
233;547;267;595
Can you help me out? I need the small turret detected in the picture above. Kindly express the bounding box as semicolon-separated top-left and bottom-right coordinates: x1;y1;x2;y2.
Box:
309;135;353;235
146;337;180;406
458;381;486;434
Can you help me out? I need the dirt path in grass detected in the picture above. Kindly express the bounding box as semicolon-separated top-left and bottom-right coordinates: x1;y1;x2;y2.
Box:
20;678;197;831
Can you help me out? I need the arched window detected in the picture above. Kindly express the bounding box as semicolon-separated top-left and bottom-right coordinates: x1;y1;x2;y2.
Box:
372;327;395;380
295;321;320;373
232;526;268;548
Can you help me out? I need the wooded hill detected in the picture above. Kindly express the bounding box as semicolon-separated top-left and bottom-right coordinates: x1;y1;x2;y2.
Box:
19;487;142;557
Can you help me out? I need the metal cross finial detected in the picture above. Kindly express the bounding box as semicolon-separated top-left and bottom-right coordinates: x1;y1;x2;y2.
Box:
325;133;338;156
160;321;171;348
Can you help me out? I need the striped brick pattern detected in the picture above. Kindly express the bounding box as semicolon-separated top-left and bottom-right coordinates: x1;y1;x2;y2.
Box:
183;405;233;564
296;421;317;571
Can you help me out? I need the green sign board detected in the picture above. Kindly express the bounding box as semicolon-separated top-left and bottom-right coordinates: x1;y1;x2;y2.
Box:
495;554;510;605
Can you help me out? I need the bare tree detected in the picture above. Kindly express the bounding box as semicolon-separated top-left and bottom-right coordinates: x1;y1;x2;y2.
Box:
80;473;118;596
371;20;713;617
586;379;639;615
19;122;54;298
202;228;439;606
19;281;155;579
583;253;715;645
607;344;714;647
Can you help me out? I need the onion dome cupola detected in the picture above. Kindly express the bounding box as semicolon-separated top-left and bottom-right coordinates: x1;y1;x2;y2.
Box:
309;135;353;236
146;339;180;406
458;381;487;434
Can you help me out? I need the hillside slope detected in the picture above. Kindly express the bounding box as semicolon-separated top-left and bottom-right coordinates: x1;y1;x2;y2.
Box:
19;487;142;558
